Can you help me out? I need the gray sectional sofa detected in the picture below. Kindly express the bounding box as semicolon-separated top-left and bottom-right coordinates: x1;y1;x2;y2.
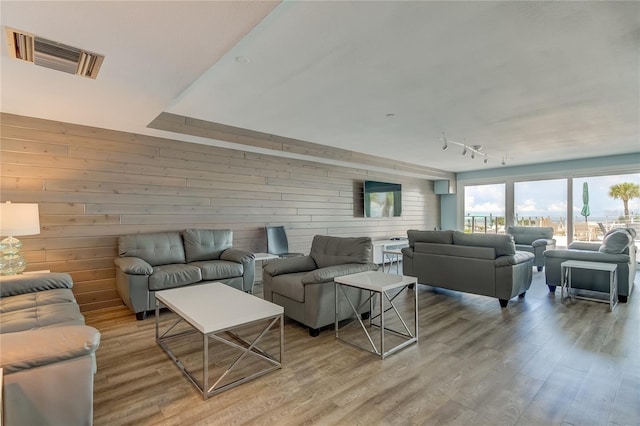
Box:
263;235;378;336
402;230;535;307
0;272;101;425
115;229;255;319
544;227;636;302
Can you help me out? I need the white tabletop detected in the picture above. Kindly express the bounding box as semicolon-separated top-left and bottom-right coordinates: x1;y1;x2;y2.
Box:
334;271;416;292
561;260;617;272
253;252;280;261
156;282;283;334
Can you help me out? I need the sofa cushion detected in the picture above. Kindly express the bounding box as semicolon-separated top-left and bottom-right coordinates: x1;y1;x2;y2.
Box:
0;288;76;314
270;272;307;303
190;260;243;281
182;229;233;262
0;301;85;334
599;228;635;254
148;264;202;291
452;231;516;257
119;231;186;266
407;230;453;247
310;235;372;269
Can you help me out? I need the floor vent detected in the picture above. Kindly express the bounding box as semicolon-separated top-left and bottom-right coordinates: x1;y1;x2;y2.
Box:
5;27;104;79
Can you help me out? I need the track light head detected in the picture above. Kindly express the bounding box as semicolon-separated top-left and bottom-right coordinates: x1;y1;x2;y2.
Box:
484;158;488;164
442;132;448;150
462;146;467;156
501;157;506;166
471;151;475;159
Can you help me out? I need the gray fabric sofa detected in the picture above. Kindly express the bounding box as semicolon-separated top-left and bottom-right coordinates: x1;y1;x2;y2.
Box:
115;229;255;319
262;235;378;336
402;230;535;307
507;226;556;271
544;227;637;302
0;272;101;426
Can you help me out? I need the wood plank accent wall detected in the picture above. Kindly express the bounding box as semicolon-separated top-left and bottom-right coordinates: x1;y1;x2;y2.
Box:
0;113;439;312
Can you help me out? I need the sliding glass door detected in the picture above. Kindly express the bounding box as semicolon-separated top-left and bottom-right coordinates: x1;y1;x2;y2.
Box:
463;183;505;234
515;178;567;246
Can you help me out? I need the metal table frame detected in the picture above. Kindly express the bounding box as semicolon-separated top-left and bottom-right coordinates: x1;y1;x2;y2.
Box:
335;272;418;359
155;286;283;399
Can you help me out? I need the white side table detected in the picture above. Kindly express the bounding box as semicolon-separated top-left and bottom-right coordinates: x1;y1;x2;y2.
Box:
334;271;418;359
382;249;403;274
561;260;618;312
252;253;280;288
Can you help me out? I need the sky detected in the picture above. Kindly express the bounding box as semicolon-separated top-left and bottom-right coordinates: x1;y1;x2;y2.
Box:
465;172;640;223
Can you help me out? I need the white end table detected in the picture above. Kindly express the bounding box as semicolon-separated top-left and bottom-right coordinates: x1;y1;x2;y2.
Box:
561;260;618;312
252;253;280;287
334;271;418;359
155;282;284;399
382;249;403;274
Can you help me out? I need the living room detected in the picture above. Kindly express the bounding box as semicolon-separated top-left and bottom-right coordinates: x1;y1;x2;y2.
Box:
1;1;639;425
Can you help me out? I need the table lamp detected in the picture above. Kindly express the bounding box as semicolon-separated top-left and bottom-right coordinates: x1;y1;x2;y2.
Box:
0;202;40;275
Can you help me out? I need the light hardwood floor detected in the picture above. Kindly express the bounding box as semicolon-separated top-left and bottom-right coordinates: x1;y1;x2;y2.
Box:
86;270;640;425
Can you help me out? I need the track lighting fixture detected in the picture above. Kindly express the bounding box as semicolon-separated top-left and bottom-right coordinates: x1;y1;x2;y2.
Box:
438;132;504;166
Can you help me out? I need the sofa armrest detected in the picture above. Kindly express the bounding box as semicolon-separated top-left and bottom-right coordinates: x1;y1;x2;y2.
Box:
567;242;600;251
220;248;255;264
0;273;73;298
114;256;153;275
401;247;414;258
494;252;535;267
532;238;556;248
263;255;317;277
301;263;378;284
0;325;101;374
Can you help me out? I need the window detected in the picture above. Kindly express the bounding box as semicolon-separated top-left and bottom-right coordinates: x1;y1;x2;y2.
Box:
464;183;505;233
515;178;567;245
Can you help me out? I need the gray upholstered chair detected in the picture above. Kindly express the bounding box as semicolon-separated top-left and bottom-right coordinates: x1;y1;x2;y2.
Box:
544;228;636;302
507;226;556;271
262;235;378;336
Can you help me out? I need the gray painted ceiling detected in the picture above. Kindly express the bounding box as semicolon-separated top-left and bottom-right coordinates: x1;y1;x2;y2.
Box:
1;1;638;175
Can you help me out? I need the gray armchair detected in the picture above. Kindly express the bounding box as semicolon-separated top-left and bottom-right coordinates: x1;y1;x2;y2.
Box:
507;226;556;271
544;228;636;302
262;235;378;336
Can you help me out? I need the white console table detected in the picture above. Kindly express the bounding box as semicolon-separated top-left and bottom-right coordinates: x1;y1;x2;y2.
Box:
372;239;408;265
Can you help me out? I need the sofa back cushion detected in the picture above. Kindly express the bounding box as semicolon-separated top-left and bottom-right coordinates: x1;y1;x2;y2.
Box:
452;231;516;257
599;228;635;254
182;229;233;262
118;231;186;266
507;226;554;245
310;235;372;268
407;230;453;247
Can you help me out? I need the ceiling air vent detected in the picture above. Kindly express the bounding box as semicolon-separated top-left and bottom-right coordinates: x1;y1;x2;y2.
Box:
5;27;104;79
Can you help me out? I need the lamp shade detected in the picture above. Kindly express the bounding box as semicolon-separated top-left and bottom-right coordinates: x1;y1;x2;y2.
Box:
0;202;40;236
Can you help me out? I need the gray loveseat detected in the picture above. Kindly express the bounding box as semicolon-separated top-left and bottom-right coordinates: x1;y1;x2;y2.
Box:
507;226;556;271
262;235;378;336
115;229;255;319
544;227;637;302
402;230;535;307
0;272;101;425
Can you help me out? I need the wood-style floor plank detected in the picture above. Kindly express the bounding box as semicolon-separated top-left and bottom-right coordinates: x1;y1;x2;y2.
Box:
85;270;640;425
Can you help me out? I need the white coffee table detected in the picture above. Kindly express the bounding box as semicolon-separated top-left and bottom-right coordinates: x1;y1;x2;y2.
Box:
334;271;418;359
155;282;284;399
